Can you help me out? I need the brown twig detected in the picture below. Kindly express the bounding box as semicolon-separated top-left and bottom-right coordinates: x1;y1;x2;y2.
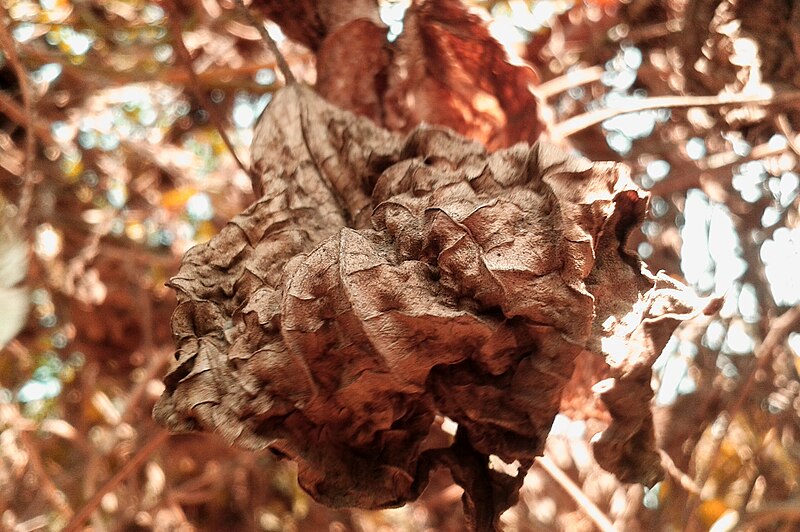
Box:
63;429;171;532
775;113;800;159
550;91;800;139
0;90;56;145
611;19;685;43
658;449;700;495
20;43;284;92
4;403;75;520
121;347;173;423
0;5;37;229
650;133;797;197
164;3;261;197
734;498;800;530
537;455;619;532
234;0;295;85
18;431;75;520
14;515;50;532
534;66;604;100
738;428;777;516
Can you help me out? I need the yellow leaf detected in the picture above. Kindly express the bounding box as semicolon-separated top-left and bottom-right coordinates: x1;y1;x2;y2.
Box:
195;221;217;243
161;187;197;210
699;498;729;528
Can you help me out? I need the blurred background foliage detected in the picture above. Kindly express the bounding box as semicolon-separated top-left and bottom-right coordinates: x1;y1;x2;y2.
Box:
0;0;799;530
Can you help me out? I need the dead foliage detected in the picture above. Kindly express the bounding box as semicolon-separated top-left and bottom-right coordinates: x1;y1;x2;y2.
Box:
154;84;695;529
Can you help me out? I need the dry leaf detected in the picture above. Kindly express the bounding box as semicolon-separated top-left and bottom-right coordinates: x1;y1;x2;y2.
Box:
154;84;694;529
383;0;543;149
315;18;390;123
257;0;544;150
251;0;382;52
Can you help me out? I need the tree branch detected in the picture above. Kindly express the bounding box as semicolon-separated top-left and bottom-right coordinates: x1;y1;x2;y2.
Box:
0;5;37;229
235;0;296;85
534;66;604;100
62;429;170;532
165;2;260;197
550;91;800;139
0;90;55;145
537;455;618;532
686;305;800;525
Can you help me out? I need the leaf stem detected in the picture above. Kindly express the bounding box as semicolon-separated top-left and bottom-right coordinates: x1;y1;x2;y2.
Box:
234;0;296;85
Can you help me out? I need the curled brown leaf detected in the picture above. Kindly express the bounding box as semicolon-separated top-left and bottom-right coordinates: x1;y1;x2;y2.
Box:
382;0;543;149
255;0;544;150
154;84;695;529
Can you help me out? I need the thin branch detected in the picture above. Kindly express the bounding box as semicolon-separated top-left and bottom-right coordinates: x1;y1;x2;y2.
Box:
14;515;50;532
610;19;685;44
20;44;278;89
99;240;179;267
120;349;173;423
0;90;55;145
234;0;295;85
4;403;75;520
709;304;800;445
775;113;800;159
550;91;800;139
734;498;800;530
164;2;261;197
686;306;800;525
19;431;75;520
658;449;700;495
537;455;619;532
0;5;37;229
738;428;777;516
650;135;792;197
533;66;604;100
62;429;171;532
20;43;284;92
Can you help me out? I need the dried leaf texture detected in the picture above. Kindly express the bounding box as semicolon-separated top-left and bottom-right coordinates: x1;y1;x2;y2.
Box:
251;0;382;52
154;85;694;527
382;0;543;150
256;0;543;150
587;271;699;486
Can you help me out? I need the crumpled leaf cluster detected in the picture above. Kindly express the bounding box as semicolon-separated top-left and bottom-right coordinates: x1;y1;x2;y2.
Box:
253;0;543;150
154;84;695;529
